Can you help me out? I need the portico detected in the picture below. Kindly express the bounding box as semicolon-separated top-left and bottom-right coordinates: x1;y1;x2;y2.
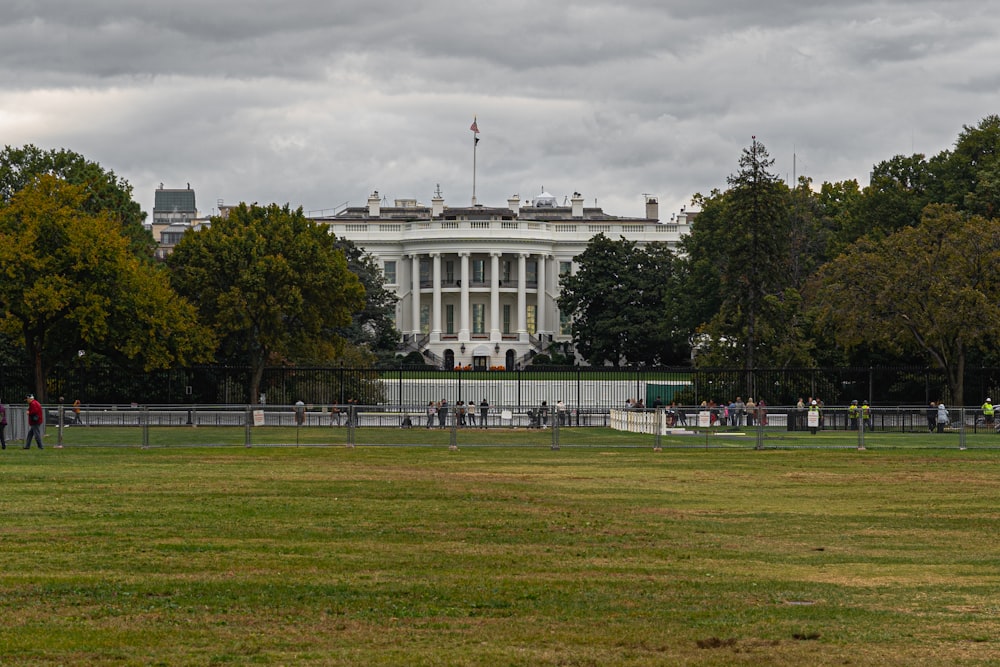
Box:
316;189;694;368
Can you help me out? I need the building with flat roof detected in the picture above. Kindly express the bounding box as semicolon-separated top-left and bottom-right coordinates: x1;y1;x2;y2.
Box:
315;189;694;370
150;184;198;260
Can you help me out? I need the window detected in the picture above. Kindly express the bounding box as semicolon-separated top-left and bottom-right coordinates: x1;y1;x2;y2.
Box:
383;260;397;285
445;304;455;334
527;305;536;334
473;259;486;284
502;260;512;283
419;260;431;287
559;261;572;276
445;260;454;284
526;260;537;286
420;305;430;335
472;304;485;334
502;304;511;334
559;310;572;335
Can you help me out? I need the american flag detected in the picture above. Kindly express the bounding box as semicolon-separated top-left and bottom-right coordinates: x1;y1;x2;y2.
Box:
470;118;479;133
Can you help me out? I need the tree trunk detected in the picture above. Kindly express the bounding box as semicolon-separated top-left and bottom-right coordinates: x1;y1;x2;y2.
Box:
946;353;965;409
250;361;266;405
26;327;46;402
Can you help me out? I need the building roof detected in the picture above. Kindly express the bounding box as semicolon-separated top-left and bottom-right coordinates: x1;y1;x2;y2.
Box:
154;188;196;214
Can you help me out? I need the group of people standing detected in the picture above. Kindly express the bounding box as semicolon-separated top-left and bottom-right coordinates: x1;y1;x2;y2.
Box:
425;399;490;428
846;400;872;430
698;397;767;427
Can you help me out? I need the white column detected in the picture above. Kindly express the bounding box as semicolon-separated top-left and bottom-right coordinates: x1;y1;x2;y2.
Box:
517;253;527;339
459;252;470;341
536;254;546;336
490;252;501;340
410;254;421;337
431;253;442;341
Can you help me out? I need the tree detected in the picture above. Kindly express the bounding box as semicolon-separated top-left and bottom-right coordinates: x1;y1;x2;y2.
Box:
679;138;800;369
0;145;153;257
851;153;936;241
167;203;365;403
332;238;399;365
808;204;1000;406
557;234;684;366
932;115;1000;217
0;176;213;400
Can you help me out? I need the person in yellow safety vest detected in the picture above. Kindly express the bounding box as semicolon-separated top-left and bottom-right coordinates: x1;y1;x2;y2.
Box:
808;399;821;434
861;400;871;430
983;398;994;431
848;400;859;430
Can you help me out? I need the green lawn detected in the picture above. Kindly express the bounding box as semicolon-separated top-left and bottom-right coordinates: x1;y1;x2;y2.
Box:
2;439;1000;665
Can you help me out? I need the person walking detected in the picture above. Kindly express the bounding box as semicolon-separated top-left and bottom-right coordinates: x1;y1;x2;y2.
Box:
926;401;937;433
24;394;44;449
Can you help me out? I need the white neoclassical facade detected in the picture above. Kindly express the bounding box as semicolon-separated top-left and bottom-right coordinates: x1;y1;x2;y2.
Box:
316;190;694;369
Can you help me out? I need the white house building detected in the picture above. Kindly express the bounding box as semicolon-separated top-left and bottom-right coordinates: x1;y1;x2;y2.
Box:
315;189;694;370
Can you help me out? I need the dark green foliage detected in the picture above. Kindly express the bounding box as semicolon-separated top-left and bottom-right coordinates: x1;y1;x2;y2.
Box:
167;203;365;403
332;238;400;363
558;235;685;366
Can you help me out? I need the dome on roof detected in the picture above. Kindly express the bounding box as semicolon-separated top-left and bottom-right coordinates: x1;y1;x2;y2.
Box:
534;191;557;207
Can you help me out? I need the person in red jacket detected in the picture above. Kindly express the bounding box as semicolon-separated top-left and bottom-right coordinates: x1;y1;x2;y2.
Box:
25;394;43;449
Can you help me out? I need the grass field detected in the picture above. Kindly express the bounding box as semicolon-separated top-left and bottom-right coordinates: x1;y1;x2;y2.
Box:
3;431;1000;665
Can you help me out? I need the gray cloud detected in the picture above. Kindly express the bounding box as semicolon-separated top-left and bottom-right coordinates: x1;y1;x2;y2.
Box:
1;1;997;221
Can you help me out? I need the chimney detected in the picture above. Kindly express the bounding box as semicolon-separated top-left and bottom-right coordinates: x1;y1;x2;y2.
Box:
508;194;521;216
432;191;445;217
571;192;584;218
367;191;381;218
645;195;659;221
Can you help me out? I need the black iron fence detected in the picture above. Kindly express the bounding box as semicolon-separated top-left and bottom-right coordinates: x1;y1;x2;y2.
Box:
3;364;1000;411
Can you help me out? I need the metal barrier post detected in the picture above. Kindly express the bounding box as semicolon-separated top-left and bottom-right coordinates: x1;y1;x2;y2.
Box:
245;405;252;447
551;411;560;450
959;407;967;450
755;409;764;450
58;398;65;448
347;405;356;447
857;412;866;451
142;405;150;449
450;412;458;449
654;408;662;450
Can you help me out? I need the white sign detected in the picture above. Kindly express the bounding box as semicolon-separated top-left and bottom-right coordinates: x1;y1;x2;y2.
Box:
253;410;265;427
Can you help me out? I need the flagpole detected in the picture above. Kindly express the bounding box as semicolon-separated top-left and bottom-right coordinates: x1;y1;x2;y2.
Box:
470;116;479;206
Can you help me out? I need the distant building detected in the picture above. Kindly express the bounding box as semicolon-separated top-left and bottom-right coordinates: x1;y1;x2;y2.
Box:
150;184;198;260
314;189;695;370
149;185;228;259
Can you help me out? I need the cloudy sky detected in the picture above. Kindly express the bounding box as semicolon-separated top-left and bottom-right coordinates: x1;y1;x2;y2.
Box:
2;1;998;221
